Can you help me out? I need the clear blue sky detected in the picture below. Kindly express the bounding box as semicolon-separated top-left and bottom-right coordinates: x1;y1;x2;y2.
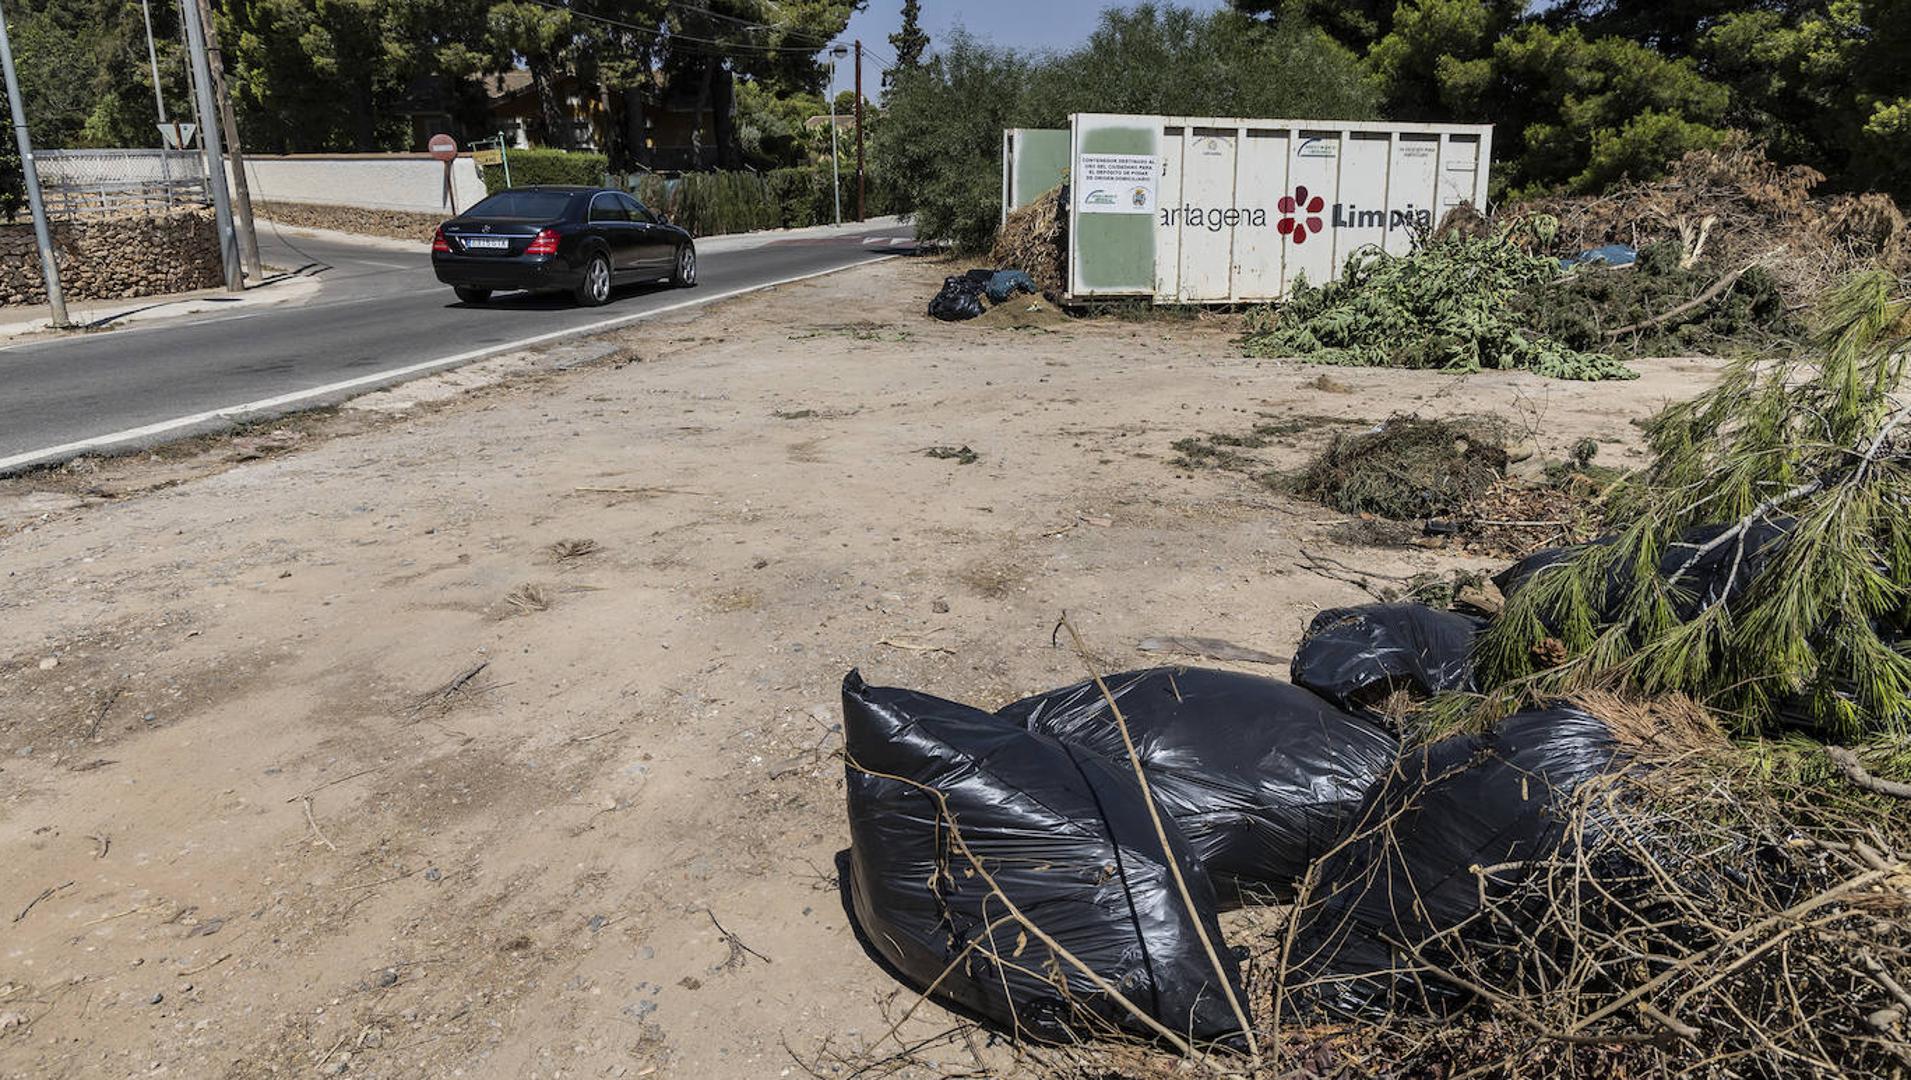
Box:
826;0;1230;99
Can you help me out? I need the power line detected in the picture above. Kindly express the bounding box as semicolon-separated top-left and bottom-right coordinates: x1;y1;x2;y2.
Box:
515;0;835;54
660;2;834;47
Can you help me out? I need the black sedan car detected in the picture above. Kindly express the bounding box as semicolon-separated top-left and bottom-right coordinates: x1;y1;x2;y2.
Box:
431;186;695;306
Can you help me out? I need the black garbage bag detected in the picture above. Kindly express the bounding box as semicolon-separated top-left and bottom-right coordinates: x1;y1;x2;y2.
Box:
841;671;1246;1043
985;269;1039;303
1282;706;1626;1016
1289;603;1486;715
928;275;987;321
1496;519;1794;623
996;667;1399;906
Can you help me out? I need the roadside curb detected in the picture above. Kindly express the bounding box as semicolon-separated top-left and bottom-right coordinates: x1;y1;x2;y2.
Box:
0;275;323;344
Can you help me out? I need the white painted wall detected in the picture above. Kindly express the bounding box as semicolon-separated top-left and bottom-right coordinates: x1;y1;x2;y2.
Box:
230;154;490;214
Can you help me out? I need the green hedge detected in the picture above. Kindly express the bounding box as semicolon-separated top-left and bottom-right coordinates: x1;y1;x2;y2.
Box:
623;166;888;237
478;149;608;194
631;171;781;236
479;154;886;237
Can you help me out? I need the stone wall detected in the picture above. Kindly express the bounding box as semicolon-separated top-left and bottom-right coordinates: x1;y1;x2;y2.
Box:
254;200;442;244
0;208;223;307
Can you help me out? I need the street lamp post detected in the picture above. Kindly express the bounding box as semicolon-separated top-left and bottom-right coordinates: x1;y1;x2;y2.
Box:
0;0;69;327
139;0;166;124
828;44;848;227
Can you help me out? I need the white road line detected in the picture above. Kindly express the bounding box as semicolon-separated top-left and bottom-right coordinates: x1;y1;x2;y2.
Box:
0;257;893;474
0;286;447;356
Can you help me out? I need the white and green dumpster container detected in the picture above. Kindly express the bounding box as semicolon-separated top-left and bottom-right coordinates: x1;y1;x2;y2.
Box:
1040;113;1493;303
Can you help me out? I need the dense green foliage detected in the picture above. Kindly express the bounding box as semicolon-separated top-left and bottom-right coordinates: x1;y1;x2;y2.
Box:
1229;0;1911;200
1;0;859;168
875;5;1380;249
1240;231;1639;380
1;83;19;221
1480;272;1911;737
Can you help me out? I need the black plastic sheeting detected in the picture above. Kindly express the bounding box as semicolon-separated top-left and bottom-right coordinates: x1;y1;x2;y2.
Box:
927;275;987;321
841;671;1247;1043
996;667;1399;907
1497;520;1794;622
1282;706;1626;1015
1289;603;1486;715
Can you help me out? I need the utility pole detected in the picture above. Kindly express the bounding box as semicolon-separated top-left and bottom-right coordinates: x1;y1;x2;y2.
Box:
179;0;240;291
0;0;69;327
854;40;864;223
194;0;258;278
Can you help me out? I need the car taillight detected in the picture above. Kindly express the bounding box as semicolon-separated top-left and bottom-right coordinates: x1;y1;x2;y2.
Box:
525;228;559;256
431;227;451;254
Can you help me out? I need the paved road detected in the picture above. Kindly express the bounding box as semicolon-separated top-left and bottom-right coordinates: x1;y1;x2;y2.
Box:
0;219;914;471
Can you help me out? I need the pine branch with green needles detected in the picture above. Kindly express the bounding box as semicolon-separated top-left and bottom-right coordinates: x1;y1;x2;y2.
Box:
1478;270;1911;738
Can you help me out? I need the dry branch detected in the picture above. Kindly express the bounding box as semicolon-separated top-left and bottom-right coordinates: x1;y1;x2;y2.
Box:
1827;745;1911;799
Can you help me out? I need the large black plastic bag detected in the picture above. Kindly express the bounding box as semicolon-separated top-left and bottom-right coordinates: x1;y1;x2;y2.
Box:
1289;603;1486;715
841;671;1246;1043
1496;519;1793;622
1282;706;1626;1015
996;667;1399;906
985;269;1038;303
928;275;986;321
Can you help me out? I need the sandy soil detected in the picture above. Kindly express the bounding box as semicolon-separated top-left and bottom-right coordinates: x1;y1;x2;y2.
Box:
0;258;1727;1079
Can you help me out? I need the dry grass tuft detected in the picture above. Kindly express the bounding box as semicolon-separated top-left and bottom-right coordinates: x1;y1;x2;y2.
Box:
547;537;599;561
503;583;552;613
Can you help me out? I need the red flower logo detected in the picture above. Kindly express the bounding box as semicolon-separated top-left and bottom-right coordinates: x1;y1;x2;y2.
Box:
1277;186;1326;244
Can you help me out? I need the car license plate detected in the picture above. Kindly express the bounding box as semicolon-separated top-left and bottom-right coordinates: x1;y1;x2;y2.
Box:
464;236;509;249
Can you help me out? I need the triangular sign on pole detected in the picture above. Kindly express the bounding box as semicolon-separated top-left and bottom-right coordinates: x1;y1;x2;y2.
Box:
158;122;197;149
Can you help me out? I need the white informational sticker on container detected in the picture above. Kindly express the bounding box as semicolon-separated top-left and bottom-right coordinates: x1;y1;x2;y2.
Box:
1077;154;1159;215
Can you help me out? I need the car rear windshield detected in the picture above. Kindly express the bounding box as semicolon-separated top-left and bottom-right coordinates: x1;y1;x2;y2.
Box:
465;190;576;220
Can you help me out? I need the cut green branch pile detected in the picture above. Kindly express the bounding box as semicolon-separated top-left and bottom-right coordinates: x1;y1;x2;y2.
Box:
1241;232;1640;381
1481;270;1911;738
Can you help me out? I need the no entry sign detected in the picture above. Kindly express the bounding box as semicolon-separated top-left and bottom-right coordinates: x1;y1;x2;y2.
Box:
428;133;458;162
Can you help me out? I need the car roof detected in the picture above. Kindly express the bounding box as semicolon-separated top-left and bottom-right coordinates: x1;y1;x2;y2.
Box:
498;185;606;194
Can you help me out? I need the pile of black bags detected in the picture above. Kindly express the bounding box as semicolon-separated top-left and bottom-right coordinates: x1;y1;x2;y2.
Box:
928;267;1040;321
840;523;1779;1043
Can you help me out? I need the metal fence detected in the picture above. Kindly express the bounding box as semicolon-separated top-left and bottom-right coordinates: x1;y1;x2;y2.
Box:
33;149;209;219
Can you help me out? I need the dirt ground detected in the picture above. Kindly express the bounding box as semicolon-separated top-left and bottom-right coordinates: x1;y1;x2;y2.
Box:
0;257;1727;1079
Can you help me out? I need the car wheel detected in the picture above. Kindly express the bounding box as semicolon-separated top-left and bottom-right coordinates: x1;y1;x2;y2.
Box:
575;252;612;307
453;286;491;304
672;244;697;288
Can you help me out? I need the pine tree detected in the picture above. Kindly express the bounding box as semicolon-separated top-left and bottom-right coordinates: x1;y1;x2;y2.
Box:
1479;271;1911;739
884;0;929;88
